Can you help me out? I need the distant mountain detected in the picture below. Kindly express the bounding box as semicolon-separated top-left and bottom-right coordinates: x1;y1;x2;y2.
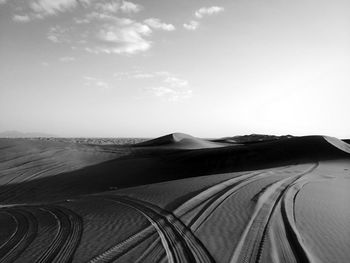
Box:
0;130;56;138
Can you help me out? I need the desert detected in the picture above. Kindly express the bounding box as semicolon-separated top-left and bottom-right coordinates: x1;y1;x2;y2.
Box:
0;133;349;262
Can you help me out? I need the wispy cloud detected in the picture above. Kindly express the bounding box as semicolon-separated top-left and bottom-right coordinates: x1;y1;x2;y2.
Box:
95;1;142;14
8;0;142;21
183;6;224;31
133;73;156;79
6;1;175;55
12;15;31;23
113;70;192;101
183;20;199;31
59;56;75;62
114;71;159;79
120;1;142;13
92;17;152;54
113;70;171;80
45;12;154;54
152;74;192;101
195;6;224;18
146;86;192;101
30;0;80;18
47;26;70;43
164;76;189;87
144;18;175;31
84;76;111;89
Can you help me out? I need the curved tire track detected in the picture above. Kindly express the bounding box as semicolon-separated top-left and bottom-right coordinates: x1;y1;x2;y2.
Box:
88;224;156;263
0;212;17;252
87;168;288;262
35;205;83;263
0;208;38;263
230;163;318;263
89;195;214;263
279;180;313;263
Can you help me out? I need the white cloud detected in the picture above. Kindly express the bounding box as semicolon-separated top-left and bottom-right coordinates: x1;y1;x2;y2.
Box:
13;15;31;23
113;70;171;80
164;76;189;87
3;0;141;21
95;2;120;13
4;0;93;21
113;71;134;79
84;76;98;81
140;72;192;101
147;86;192;101
95;81;110;89
74;17;90;24
144;18;175;31
84;76;110;89
133;73;155;79
112;70;192;100
149;86;176;97
93;18;152;54
5;1;168;55
195;6;224;18
30;0;79;17
59;56;75;62
120;1;142;13
183;20;199;31
70;12;154;55
94;1;141;14
47;26;70;43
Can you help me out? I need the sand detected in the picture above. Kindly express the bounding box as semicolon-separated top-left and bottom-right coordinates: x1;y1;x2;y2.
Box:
0;134;349;262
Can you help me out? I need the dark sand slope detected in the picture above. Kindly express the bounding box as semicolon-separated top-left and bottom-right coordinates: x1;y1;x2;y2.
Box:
0;134;349;262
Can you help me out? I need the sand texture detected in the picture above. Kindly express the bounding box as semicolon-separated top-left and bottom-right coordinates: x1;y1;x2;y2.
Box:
0;134;349;262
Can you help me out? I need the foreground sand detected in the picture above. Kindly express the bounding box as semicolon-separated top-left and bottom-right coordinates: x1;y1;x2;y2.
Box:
0;134;349;262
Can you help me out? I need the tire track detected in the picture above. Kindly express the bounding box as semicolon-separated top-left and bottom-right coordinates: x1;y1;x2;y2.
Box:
35;205;83;263
88;224;156;263
144;168;296;263
279;180;313;263
0;208;38;263
90;195;214;263
181;171;270;232
0;212;17;252
230;163;318;263
87;168;286;262
86;171;261;262
134;235;164;263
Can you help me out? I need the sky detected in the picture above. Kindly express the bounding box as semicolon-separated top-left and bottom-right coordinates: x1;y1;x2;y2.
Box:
0;0;349;138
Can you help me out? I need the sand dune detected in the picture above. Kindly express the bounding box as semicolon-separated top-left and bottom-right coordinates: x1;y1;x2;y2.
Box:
0;134;349;262
135;133;227;149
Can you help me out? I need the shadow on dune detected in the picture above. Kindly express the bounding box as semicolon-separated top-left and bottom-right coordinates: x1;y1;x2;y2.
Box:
1;136;350;204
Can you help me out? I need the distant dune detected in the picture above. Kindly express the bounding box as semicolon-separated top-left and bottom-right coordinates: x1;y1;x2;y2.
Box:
0;133;349;262
135;132;228;149
0;130;56;138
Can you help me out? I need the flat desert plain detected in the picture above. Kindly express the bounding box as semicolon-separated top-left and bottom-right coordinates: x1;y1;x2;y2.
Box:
0;133;349;263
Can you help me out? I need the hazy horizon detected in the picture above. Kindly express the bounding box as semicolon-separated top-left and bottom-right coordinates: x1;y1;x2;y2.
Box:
1;0;350;138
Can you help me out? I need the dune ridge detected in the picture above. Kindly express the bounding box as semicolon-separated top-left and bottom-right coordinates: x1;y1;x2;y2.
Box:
135;133;227;150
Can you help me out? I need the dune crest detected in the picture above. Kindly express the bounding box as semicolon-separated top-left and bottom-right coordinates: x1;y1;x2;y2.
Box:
135;132;226;150
323;136;350;154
